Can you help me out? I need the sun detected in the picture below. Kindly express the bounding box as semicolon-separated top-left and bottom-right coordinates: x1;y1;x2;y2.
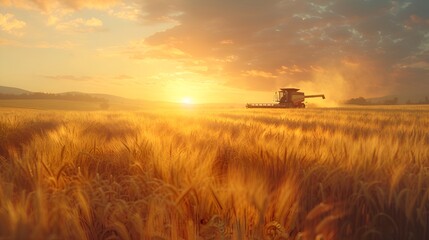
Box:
182;97;193;104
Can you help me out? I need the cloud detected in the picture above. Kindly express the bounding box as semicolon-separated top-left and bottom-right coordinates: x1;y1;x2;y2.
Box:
113;74;133;80
34;41;77;49
108;2;141;21
408;15;429;27
0;13;26;35
0;38;77;48
243;70;276;79
55;17;104;33
0;0;120;12
96;39;191;61
43;75;94;81
43;74;141;86
0;37;12;45
133;0;429;98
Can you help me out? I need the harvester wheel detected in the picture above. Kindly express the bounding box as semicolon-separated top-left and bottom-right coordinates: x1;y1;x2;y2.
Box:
300;103;306;108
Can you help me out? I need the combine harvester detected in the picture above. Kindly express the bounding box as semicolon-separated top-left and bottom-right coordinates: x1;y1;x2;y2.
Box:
246;88;325;108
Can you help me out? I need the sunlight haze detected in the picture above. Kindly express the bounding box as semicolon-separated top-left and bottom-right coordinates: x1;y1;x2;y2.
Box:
1;0;428;103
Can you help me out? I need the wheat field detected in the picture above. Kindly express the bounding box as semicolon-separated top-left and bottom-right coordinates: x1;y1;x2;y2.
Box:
0;106;428;240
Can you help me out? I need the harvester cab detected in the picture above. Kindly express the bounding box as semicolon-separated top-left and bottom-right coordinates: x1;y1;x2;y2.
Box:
247;88;325;108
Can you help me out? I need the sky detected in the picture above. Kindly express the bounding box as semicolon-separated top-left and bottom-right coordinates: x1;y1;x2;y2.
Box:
0;0;428;104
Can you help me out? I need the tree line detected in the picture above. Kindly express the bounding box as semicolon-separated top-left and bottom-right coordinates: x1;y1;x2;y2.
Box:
345;96;429;105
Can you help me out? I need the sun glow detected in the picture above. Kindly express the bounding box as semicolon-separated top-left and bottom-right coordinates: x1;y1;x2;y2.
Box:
182;97;193;104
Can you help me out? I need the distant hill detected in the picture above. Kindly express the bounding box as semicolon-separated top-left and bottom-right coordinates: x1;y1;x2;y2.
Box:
0;86;131;103
0;86;31;95
0;85;185;110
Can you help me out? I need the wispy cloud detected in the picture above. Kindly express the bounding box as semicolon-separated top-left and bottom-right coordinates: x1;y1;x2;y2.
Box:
0;12;26;35
96;39;189;60
242;70;277;79
108;2;141;21
0;37;13;45
113;74;133;80
0;0;120;12
0;38;77;48
54;17;104;33
43;74;140;86
43;75;94;82
35;41;77;49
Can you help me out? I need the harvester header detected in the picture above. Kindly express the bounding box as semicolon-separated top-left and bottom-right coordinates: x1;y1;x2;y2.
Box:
246;88;325;108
